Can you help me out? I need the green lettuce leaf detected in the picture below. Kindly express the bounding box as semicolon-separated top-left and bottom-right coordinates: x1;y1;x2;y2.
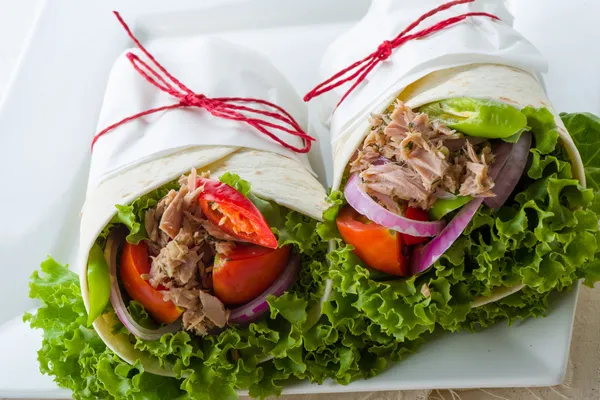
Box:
522;106;560;154
561;111;600;286
24;258;185;399
561;112;600;212
560;112;600;189
316;189;344;241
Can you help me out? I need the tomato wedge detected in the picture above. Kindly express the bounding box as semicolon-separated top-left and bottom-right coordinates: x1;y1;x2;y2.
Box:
120;241;182;324
403;207;430;245
336;205;408;276
213;244;291;306
198;178;277;249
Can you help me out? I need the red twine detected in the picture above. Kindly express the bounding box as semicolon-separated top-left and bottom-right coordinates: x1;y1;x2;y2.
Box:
303;0;500;107
91;12;315;153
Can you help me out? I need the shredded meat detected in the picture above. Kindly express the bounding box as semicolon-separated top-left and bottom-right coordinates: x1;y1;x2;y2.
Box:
144;169;232;336
159;187;188;239
405;147;449;190
349;100;496;212
171;290;229;336
443;161;464;194
165;287;199;310
387;101;415;138
366;187;404;215
361;163;430;203
199;291;229;327
459;142;495;197
350;144;382;174
145;192;171;254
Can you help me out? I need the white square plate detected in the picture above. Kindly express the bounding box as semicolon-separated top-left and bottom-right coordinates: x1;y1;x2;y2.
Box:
1;0;599;398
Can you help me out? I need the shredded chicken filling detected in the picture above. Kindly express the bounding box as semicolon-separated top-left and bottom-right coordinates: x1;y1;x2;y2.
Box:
350;100;496;211
144;170;231;336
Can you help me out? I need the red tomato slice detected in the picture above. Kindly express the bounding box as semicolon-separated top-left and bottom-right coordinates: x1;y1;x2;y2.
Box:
120;241;182;324
403;207;430;245
213;244;291;306
336;205;408;276
198;178;277;249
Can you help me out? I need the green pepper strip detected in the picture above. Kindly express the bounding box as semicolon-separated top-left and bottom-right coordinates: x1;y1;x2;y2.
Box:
429;196;472;221
86;243;111;326
419;98;527;140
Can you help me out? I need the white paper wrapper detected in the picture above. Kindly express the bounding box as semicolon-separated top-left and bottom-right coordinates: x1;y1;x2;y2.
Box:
318;0;551;189
90;36;313;189
80;37;329;374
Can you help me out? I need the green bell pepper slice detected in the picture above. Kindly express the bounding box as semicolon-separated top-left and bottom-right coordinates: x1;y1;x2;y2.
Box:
429;196;472;220
419;98;527;140
86;243;111;326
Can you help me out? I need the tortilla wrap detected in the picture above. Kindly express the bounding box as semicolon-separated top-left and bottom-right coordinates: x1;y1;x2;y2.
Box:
79;147;327;376
331;63;586;307
78;36;328;375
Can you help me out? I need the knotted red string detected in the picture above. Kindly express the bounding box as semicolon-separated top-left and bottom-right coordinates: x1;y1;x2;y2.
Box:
91;12;315;153
303;0;500;107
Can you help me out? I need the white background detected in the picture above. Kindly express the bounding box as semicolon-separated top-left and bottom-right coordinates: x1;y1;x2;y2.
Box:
2;0;600;113
0;0;41;99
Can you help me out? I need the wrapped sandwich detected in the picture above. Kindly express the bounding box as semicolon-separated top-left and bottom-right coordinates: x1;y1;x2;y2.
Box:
311;0;600;353
82;35;331;374
25;17;334;399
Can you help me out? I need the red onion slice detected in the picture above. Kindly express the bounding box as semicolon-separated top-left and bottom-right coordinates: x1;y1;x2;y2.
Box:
484;132;532;209
229;254;300;325
409;141;513;275
410;197;484;275
344;173;445;237
105;233;182;341
488;141;513;178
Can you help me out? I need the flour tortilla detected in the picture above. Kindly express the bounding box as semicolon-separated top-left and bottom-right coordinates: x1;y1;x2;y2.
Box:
79;147;328;376
332;63;586;308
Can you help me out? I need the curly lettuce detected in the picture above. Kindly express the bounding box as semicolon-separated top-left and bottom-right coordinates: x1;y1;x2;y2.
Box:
321;108;600;345
23;258;184;399
26;174;343;399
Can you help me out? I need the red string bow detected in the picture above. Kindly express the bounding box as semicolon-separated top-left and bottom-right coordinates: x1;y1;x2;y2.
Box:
91;12;315;153
303;0;500;107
